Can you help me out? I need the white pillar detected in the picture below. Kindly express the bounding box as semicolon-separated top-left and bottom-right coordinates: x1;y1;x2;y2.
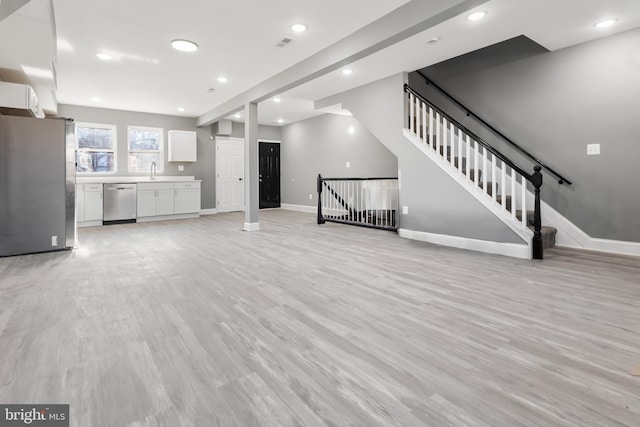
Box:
243;102;259;231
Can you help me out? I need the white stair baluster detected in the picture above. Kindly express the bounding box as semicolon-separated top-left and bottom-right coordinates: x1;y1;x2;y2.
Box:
435;112;441;154
416;97;421;138
511;169;517;220
465;135;471;178
422;102;427;145
491;154;497;202
501;161;506;210
442;117;448;159
409;93;415;134
458;131;464;174
450;125;456;166
482;146;488;195
474;141;479;185
521;176;527;229
428;107;434;148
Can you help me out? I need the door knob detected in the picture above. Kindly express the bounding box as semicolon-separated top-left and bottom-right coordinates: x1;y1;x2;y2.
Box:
239;177;243;181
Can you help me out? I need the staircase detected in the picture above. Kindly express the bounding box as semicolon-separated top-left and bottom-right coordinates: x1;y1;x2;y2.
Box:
404;84;557;258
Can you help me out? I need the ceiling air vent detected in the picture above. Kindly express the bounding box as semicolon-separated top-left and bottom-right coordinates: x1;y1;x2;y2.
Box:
277;37;295;48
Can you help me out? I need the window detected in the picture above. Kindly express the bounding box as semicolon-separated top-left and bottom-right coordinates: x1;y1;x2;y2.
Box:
128;126;163;173
76;123;117;173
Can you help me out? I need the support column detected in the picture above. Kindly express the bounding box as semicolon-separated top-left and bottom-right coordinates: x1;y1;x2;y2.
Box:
243;102;260;231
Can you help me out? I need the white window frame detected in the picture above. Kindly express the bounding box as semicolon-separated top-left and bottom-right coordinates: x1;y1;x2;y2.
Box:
127;125;164;174
75;122;118;175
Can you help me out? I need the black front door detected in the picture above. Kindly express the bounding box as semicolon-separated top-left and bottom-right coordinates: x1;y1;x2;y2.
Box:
259;142;280;209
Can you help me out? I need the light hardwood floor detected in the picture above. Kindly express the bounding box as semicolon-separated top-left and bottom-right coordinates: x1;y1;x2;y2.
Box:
0;210;639;426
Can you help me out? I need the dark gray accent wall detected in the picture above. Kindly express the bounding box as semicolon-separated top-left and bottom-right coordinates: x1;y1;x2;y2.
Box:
321;74;523;244
413;27;640;242
280;113;397;206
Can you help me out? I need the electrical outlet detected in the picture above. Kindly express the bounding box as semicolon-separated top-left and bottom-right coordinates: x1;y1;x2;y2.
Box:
309;194;313;200
346;161;351;168
587;144;600;155
402;206;409;215
51;235;58;246
178;165;184;171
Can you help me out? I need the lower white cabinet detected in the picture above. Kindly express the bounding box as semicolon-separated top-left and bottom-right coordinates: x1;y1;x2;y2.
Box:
76;183;103;223
77;180;201;224
137;182;175;217
174;181;201;214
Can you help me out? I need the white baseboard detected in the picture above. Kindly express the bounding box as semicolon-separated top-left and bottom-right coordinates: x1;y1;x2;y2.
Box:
398;228;531;259
200;208;218;215
137;213;199;223
536;199;640;256
281;203;316;214
77;220;102;228
243;222;260;231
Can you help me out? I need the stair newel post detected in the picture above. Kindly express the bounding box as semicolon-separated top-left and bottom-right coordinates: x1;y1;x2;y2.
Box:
532;166;543;259
317;174;325;225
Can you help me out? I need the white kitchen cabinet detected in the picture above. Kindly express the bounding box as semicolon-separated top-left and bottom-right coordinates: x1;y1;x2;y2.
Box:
136;189;157;217
76;183;103;224
137;182;175;217
156;189;175;215
168;130;197;162
174;181;201;214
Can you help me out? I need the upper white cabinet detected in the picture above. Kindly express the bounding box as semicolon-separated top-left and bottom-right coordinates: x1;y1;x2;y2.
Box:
168;130;197;162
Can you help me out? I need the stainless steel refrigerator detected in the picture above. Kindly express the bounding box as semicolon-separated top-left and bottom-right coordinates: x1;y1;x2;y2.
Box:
0;115;75;256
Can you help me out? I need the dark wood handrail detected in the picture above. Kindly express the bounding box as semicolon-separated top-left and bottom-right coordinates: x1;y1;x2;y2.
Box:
414;71;572;186
320;177;398;182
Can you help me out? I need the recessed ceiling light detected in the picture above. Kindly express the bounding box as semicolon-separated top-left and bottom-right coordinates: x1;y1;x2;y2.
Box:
348;126;355;134
291;24;307;33
171;39;198;52
595;18;617;29
234;114;241;119
277;119;284;124
178;107;185;112
467;11;487;21
96;53;112;60
341;69;353;76
217;76;228;83
273;97;281;103
92;97;101;102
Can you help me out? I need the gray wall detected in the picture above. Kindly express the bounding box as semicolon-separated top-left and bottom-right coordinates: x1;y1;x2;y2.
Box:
280;113;398;206
215;120;282;141
58;105;280;209
322;74;523;244
412;27;640;242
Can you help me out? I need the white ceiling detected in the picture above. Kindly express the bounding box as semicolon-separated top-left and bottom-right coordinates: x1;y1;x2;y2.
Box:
1;0;640;126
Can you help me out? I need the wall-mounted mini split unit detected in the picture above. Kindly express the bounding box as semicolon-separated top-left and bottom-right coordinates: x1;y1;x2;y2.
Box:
277;37;295;48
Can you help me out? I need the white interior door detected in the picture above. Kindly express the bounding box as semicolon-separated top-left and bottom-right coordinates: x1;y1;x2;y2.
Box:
216;137;244;212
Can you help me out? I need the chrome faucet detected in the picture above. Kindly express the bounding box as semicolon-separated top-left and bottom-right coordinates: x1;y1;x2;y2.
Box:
150;161;157;181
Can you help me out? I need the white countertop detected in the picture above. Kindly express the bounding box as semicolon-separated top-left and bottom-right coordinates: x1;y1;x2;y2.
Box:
77;176;199;184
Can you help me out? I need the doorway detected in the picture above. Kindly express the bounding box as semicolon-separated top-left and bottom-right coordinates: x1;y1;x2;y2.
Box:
259;141;280;209
216;137;244;212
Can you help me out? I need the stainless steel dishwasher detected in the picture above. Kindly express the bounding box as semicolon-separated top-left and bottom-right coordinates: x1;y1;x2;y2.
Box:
103;183;137;224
